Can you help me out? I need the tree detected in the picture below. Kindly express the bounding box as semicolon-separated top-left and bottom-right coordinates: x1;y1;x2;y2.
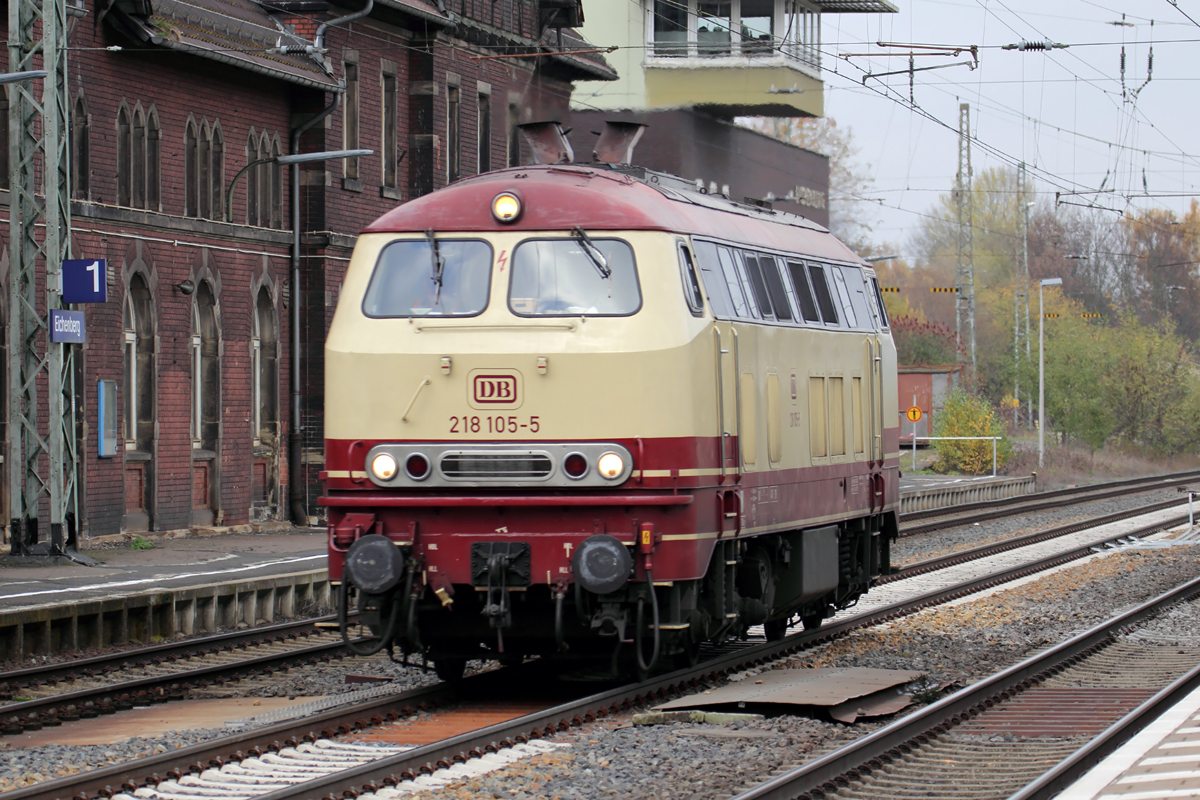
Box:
741;117;878;250
1122;202;1200;343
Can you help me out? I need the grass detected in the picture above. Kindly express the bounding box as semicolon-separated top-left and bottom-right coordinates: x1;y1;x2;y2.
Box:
128;536;155;550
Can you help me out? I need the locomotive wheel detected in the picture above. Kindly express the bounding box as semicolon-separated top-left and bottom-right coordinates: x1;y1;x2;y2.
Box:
763;619;790;642
801;613;825;631
434;657;467;683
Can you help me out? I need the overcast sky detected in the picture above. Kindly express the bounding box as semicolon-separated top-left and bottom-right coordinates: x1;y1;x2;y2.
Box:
817;0;1200;250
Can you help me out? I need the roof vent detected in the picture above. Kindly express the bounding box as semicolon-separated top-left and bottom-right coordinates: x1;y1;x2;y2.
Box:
593;121;646;165
518;121;574;165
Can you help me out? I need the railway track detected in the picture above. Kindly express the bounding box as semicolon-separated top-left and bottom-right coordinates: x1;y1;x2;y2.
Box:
899;469;1200;536
11;502;1192;800
728;575;1200;800
0;617;355;735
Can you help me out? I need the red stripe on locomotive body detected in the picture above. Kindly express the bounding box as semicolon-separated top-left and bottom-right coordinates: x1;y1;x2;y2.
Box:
324;433;900;587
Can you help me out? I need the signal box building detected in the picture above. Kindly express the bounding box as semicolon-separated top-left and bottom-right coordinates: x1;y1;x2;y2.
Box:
568;0;898;226
0;0;613;547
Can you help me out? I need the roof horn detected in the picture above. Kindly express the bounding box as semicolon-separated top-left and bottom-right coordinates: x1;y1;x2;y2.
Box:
593;121;647;165
517;122;574;165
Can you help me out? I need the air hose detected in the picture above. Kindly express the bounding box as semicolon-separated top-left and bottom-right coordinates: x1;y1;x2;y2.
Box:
634;570;661;674
337;576;401;657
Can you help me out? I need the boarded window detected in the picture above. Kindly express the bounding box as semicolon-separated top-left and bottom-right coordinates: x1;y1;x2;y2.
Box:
447;84;461;182
246;130;260;225
270;137;283;228
344;61;360;179
477;92;491;173
507;102;521;167
146;108;160;210
117;105;132;207
809;377;826;458
185;119;198;217
740;372;757;466
210;124;224;219
382;71;398;188
829;376;845;456
0;88;8;190
71;94;88;199
132;106;146;209
199;123;212;219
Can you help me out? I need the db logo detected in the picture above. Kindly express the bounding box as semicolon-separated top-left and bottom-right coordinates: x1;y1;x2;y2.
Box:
468;369;523;409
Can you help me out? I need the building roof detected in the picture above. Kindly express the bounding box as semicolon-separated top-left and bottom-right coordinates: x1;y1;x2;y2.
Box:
542;26;618;81
105;0;340;90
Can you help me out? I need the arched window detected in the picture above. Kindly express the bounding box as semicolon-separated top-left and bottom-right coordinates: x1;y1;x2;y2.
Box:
210;123;224;220
199;121;212;219
270;136;283;229
132;105;146;209
257;132;271;228
71;93;89;200
253;287;278;443
185;118;199;217
191;281;220;451
117;104;132;207
146;107;160;210
123;273;154;452
245;129;259;225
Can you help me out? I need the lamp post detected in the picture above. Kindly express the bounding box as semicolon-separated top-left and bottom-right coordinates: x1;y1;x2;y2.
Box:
1038;277;1062;468
225;149;372;223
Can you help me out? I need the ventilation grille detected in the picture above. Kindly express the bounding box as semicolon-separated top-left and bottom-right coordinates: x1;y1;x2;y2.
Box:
439;452;554;480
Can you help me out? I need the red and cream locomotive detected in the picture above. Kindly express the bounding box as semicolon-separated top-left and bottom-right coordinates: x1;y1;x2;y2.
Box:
323;126;900;679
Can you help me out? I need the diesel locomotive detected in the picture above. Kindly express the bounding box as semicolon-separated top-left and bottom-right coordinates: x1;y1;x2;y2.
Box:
323;129;900;679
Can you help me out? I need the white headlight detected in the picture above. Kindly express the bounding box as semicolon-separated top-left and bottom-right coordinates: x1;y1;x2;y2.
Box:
597;452;624;480
371;452;398;481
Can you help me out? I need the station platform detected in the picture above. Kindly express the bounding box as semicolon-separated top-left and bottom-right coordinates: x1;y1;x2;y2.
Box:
0;528;329;661
1058;683;1200;799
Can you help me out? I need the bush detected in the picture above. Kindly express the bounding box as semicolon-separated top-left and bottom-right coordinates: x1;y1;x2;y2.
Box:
891;316;962;366
931;388;1012;475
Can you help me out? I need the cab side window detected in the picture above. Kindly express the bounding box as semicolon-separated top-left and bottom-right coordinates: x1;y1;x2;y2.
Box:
786;260;822;323
678;243;705;317
691;240;734;318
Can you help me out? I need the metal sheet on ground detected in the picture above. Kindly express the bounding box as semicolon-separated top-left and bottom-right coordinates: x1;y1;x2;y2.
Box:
654;667;921;711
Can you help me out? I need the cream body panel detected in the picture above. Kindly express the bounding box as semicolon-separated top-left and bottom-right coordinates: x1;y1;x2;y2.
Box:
327;231;719;442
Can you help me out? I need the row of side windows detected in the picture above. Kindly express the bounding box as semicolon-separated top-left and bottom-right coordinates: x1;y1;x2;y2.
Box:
691;239;890;331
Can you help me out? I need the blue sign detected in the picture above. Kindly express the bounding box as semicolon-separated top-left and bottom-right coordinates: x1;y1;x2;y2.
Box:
62;259;108;303
50;309;86;343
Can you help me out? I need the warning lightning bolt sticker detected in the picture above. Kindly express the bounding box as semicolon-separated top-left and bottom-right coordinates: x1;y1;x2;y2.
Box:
497;249;509;273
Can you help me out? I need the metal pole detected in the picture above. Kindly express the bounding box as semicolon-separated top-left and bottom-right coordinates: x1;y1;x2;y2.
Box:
913;393;917;470
992;437;997;477
1038;283;1045;469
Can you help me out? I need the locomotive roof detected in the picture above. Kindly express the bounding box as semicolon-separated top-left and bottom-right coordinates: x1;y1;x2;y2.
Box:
363;165;865;266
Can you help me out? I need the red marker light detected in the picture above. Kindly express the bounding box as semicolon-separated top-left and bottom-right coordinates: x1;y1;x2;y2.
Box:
563;452;588;479
405;453;431;480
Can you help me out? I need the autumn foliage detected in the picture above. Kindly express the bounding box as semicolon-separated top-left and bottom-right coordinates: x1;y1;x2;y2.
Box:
890;316;963;366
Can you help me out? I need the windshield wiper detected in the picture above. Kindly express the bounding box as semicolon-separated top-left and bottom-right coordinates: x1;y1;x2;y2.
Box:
572;226;610;279
426;229;445;302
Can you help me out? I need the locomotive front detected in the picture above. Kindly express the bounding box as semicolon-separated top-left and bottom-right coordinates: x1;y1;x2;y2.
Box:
323;171;719;679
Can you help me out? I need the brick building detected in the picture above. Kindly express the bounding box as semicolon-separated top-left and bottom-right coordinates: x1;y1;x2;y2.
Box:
1;0;612;543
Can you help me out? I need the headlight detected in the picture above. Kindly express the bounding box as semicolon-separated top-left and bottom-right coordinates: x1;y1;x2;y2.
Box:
492;191;522;223
370;452;398;481
597;452;624;480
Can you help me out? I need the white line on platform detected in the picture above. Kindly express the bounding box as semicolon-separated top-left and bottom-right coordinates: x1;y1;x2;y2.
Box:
0;555;325;601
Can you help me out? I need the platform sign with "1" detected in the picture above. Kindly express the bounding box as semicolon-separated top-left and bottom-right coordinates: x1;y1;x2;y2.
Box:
61;259;108;304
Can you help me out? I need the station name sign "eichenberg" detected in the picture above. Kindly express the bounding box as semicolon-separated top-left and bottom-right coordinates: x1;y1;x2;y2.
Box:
50;309;86;344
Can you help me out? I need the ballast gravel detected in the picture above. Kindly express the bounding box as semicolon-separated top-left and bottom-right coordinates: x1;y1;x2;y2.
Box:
894;488;1187;566
395;543;1200;800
